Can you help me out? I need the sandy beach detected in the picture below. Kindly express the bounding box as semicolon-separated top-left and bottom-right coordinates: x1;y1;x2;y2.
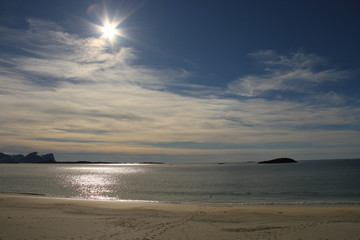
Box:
0;194;360;240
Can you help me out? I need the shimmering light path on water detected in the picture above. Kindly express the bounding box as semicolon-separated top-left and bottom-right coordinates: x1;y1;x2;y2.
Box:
1;160;360;204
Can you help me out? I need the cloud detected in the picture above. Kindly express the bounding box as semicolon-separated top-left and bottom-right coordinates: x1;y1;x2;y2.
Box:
0;20;359;161
2;19;184;89
0;19;233;151
228;50;351;97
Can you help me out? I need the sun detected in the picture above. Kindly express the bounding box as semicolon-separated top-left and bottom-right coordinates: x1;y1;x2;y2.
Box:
102;23;118;40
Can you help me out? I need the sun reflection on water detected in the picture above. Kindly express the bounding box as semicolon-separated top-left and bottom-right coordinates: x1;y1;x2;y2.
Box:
58;165;147;200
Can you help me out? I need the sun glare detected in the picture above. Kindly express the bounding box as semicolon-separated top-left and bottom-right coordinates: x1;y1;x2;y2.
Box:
102;23;118;40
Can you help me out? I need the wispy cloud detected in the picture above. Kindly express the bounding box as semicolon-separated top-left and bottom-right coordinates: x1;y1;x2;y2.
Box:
228;50;351;97
0;20;359;161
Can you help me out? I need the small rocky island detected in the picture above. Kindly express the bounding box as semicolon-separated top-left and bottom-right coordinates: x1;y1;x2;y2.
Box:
0;152;56;163
258;158;297;164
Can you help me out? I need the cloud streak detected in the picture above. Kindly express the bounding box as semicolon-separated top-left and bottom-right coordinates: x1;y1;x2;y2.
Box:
0;19;359;161
228;50;351;97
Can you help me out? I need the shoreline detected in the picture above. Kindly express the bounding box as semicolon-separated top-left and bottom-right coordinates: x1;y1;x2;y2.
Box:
2;192;360;206
1;193;360;239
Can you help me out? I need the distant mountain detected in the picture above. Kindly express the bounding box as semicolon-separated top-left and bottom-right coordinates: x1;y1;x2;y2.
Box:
258;158;297;164
0;152;56;163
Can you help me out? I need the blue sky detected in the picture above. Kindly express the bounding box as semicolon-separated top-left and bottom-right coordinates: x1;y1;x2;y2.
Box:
0;0;359;162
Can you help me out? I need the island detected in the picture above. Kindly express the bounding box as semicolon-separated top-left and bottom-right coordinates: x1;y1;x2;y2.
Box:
0;152;56;163
258;158;297;164
0;153;166;164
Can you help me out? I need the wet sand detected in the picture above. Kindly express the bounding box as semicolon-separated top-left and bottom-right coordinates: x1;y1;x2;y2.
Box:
1;194;360;240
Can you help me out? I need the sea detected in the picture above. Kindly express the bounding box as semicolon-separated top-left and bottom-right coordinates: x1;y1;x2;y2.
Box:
1;159;360;205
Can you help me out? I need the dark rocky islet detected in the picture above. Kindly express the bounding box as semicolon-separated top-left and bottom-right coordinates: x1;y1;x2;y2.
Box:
258;158;297;164
0;152;56;163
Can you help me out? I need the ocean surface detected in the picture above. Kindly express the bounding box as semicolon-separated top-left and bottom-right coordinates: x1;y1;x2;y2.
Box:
1;159;360;205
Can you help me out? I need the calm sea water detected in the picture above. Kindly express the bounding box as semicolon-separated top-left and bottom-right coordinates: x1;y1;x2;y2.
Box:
1;160;360;204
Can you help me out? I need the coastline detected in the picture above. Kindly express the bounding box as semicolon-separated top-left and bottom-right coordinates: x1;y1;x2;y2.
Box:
2;191;360;206
1;194;360;240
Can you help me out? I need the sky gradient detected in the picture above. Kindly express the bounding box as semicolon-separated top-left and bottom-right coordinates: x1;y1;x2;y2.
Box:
0;0;359;162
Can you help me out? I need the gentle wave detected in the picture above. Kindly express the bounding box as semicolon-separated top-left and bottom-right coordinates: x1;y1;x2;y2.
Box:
1;160;360;205
3;192;360;206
